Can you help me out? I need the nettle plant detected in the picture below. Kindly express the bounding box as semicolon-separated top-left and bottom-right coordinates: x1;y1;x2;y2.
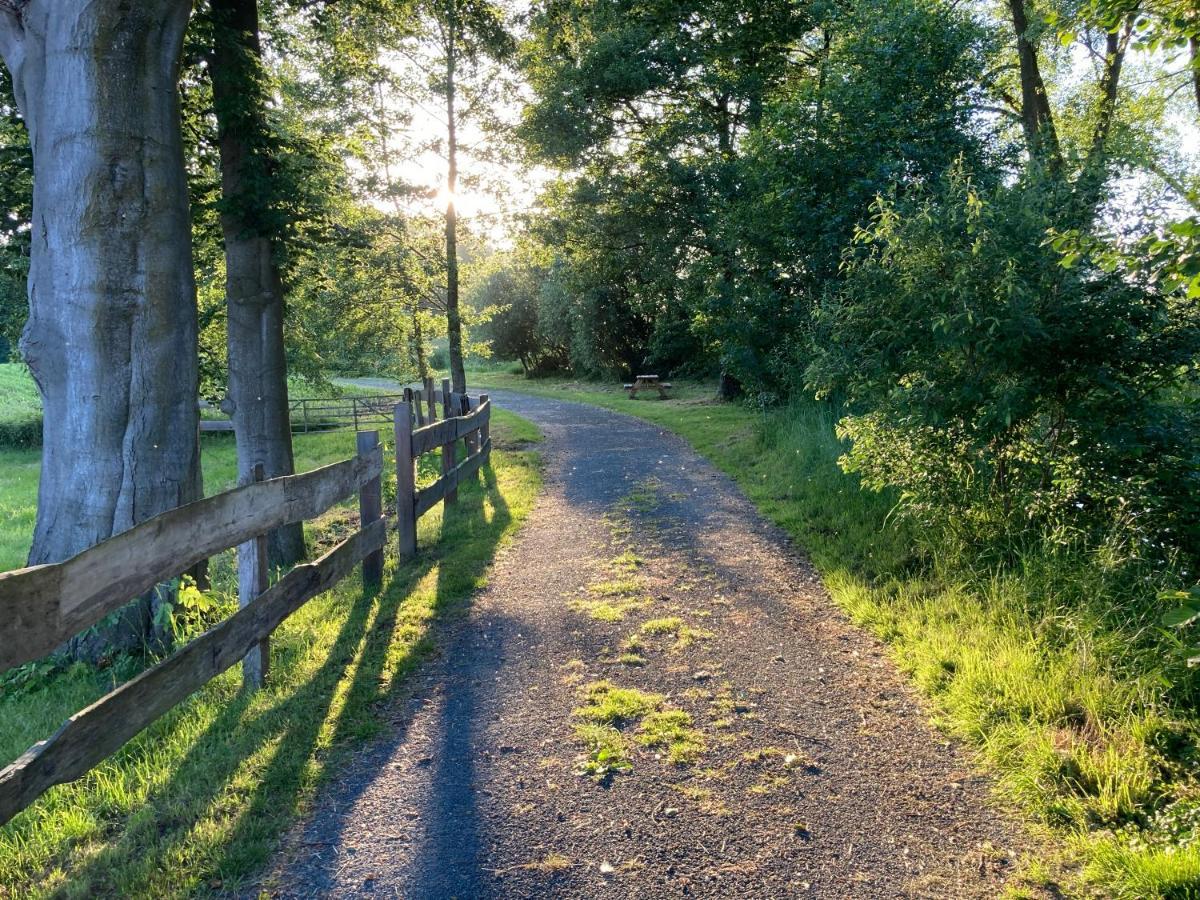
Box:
1162;586;1200;667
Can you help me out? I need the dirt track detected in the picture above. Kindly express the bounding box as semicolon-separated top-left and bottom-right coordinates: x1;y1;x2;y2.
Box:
253;390;1033;899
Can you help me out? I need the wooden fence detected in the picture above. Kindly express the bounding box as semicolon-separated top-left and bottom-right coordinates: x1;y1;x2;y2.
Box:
394;379;492;559
0;382;492;828
200;393;409;434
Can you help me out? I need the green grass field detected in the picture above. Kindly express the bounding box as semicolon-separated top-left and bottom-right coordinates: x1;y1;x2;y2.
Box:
0;363;42;447
467;370;1200;899
0;364;393;447
0;406;542;898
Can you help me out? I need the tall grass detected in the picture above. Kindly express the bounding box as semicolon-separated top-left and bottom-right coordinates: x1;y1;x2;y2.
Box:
474;370;1200;898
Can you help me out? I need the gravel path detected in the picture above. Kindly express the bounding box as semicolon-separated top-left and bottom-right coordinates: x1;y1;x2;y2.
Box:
253;390;1034;899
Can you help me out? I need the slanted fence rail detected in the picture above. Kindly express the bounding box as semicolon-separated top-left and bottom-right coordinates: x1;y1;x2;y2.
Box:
0;384;493;829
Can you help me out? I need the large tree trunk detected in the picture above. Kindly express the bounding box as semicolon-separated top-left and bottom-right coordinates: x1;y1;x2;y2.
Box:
209;0;304;568
443;4;467;396
1007;0;1061;170
0;0;202;655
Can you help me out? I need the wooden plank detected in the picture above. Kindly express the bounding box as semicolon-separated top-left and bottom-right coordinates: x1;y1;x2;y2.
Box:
237;464;270;689
0;516;388;828
199;420;235;432
413;389;426;427
394;403;417;560
480;394;491;464
0;446;383;673
460;394;478;456
414;438;491;518
441;379;458;505
357;431;384;587
410;400;490;457
424;377;436;424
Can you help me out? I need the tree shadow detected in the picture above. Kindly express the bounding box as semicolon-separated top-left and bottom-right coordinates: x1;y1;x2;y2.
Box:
242;463;516;898
58;461;516;898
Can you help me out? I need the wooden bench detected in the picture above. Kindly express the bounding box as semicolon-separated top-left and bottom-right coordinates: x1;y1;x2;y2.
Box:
623;374;672;399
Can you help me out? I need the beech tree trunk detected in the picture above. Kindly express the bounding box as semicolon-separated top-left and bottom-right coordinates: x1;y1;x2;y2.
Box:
0;0;201;655
443;2;467;396
209;0;304;567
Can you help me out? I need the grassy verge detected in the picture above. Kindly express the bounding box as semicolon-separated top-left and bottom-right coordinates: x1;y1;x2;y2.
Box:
0;365;393;447
469;370;1200;899
0;363;41;447
0;410;542;898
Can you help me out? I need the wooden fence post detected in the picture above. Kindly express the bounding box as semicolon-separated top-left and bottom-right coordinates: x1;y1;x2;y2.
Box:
394;402;418;559
425;377;436;425
357;430;383;587
441;378;458;505
239;462;270;689
412;387;425;427
460;393;478;456
480;393;491;465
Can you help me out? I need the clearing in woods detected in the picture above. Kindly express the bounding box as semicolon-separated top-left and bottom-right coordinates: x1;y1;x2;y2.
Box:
254;390;1039;898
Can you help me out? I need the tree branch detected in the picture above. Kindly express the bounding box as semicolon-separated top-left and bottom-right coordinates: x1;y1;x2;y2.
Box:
0;1;27;78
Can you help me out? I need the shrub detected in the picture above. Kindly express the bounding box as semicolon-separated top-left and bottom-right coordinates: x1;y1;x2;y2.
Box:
808;172;1200;562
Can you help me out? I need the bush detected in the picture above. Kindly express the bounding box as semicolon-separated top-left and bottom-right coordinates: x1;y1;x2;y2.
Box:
0;363;41;448
808;172;1200;563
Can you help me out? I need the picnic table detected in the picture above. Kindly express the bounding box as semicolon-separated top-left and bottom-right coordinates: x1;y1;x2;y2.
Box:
623;374;672;399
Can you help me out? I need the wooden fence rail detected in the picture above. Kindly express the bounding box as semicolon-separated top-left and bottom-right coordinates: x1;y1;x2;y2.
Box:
0;448;382;672
0;435;386;827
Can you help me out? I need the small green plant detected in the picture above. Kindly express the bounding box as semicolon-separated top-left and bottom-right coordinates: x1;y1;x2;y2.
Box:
574;680;663;725
641;617;684;635
155;576;229;645
573;724;633;781
637;710;704;764
1161;586;1200;666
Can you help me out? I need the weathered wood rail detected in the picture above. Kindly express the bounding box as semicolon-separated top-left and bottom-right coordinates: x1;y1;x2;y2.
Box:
0;436;387;827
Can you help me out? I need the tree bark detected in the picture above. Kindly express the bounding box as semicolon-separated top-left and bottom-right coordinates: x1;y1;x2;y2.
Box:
0;0;202;656
716;371;742;401
1073;26;1129;218
443;0;467;395
1191;37;1199;120
1007;0;1061;170
209;0;304;567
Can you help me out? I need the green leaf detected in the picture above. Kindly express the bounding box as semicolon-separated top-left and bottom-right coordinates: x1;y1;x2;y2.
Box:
1161;606;1200;628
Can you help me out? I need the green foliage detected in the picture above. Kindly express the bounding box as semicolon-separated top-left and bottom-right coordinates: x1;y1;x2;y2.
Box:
467;245;568;376
0;362;41;448
809;171;1200;560
0;69;31;360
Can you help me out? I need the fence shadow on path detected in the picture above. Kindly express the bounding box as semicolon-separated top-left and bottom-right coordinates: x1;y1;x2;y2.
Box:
237;464;514;898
